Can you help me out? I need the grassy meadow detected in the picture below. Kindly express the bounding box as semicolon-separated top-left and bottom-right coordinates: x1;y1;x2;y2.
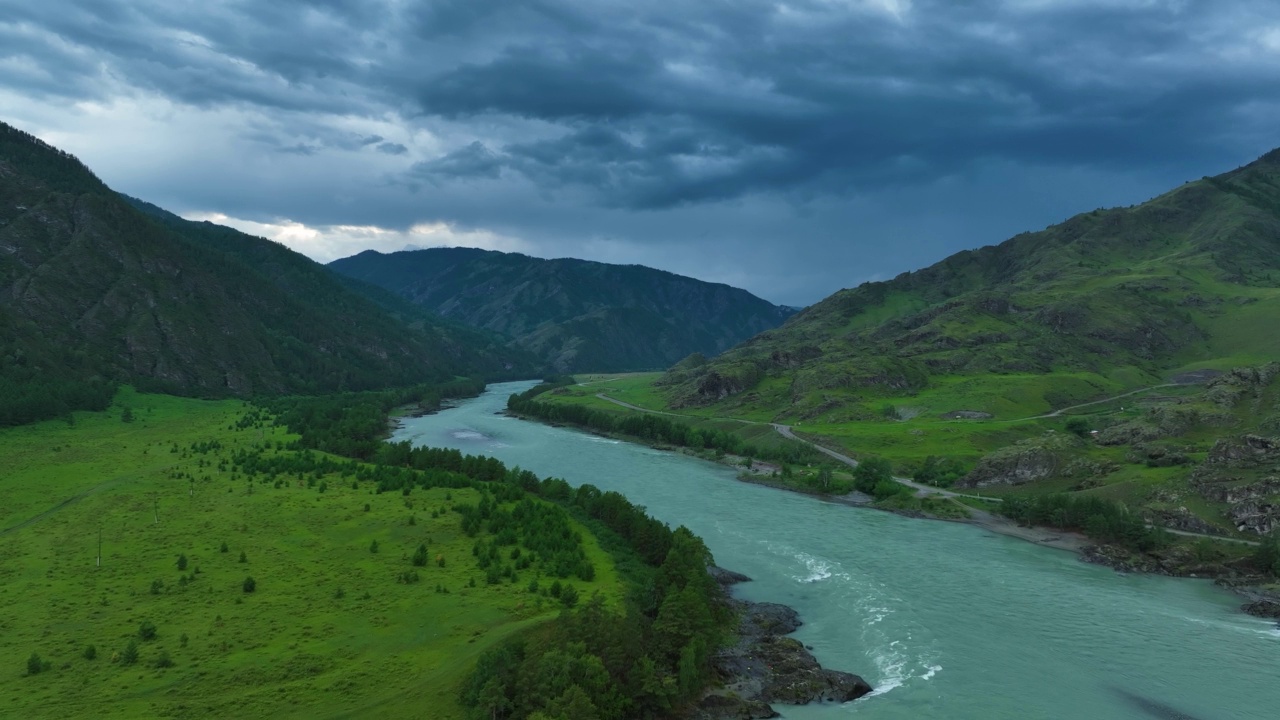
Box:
540;371;1276;539
0;389;620;719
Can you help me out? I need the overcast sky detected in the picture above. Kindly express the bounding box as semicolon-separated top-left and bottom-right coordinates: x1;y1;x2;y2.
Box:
3;0;1279;306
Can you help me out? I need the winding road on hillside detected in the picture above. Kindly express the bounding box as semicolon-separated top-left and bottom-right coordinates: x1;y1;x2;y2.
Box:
592;392;1259;546
1025;383;1181;419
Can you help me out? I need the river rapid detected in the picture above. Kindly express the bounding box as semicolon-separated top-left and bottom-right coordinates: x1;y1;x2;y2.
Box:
391;381;1278;720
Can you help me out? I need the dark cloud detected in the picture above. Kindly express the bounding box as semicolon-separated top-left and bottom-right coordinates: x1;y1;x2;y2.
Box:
3;0;1279;305
411;141;504;181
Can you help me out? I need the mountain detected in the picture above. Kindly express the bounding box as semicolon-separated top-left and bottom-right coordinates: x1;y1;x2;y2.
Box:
329;247;796;372
660;148;1280;420
0;122;524;425
120;196;533;375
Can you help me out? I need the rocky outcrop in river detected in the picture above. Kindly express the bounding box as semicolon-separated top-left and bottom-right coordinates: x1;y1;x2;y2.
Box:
689;568;873;719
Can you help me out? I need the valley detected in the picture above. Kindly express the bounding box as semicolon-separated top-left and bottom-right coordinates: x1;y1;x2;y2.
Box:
394;382;1280;720
0;389;623;719
4;118;1280;720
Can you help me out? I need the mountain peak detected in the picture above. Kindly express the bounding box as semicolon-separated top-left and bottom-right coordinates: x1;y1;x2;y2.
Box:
0;121;105;195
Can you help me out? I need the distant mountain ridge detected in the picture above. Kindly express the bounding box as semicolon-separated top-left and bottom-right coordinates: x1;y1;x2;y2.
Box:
0;121;526;425
660;147;1280;420
329;247;795;372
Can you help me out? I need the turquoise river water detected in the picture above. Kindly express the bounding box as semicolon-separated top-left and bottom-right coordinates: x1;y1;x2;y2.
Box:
391;381;1278;719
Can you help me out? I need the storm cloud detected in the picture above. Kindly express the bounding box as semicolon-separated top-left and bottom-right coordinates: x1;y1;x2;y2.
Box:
3;0;1279;304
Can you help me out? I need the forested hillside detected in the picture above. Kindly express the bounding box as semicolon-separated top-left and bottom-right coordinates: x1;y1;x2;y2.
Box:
329;247;795;373
0;123;524;425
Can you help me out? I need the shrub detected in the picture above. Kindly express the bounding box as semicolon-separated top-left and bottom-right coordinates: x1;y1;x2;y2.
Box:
243;576;256;593
177;554;188;571
1253;535;1280;576
150;579;164;595
138;621;157;641
153;651;173;669
913;456;967;488
560;585;579;608
83;645;96;661
26;652;44;676
179;634;189;648
873;479;909;499
369;539;379;554
852;456;893;494
220;542;228;553
238;550;247;563
121;640;139;666
412;543;428;567
1065;417;1091;438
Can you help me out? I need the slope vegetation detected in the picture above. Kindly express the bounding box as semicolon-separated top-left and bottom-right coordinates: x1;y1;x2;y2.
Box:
661;149;1280;422
0;123;523;425
0;389;621;719
329;247;795;373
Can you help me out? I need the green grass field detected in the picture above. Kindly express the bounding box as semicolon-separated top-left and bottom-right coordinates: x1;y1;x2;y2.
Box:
0;389;620;719
543;368;1275;537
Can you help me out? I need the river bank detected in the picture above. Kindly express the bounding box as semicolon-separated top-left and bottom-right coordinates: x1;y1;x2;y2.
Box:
499;410;1280;618
502;410;1092;547
392;381;1280;720
691;568;873;719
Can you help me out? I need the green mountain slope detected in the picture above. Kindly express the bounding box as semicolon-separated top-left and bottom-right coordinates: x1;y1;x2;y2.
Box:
0;122;522;425
121;196;534;379
661;149;1280;421
328;247;795;372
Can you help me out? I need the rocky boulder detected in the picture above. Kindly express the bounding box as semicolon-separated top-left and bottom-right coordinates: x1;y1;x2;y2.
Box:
1242;599;1280;618
693;590;872;720
957;437;1077;488
1226;499;1280;535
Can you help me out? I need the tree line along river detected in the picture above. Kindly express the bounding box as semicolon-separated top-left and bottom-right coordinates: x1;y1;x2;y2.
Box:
392;381;1277;720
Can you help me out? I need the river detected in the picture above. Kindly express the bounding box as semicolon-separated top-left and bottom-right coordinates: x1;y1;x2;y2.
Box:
391;381;1278;720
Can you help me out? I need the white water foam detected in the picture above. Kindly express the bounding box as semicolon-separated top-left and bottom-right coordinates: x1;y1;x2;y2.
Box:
450;430;489;441
583;436;621;444
761;544;850;584
725;534;943;699
1178;613;1280;639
